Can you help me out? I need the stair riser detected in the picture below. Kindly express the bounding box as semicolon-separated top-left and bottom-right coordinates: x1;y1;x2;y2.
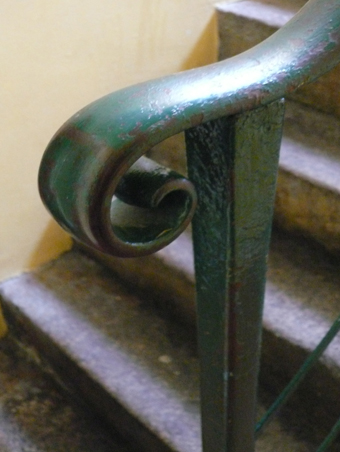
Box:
275;168;340;253
2;243;340;449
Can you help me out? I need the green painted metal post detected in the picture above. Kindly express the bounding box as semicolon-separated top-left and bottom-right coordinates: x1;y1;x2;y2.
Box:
185;100;285;452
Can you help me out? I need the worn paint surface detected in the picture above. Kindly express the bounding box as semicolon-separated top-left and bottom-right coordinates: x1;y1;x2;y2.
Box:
38;1;340;451
0;0;218;281
185;101;285;452
39;0;340;258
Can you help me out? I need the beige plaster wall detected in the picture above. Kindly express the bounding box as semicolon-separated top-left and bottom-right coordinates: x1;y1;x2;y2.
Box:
0;0;219;282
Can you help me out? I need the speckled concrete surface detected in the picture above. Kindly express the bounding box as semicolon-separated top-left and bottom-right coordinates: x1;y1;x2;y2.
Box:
0;334;133;452
1;240;340;451
81;224;340;450
0;255;200;452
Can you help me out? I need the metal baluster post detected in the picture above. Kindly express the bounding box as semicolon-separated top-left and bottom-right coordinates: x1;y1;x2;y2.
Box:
185;100;285;452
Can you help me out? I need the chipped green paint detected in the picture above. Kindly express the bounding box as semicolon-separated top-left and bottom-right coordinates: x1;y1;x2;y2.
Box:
39;0;340;258
38;1;340;451
186;101;285;451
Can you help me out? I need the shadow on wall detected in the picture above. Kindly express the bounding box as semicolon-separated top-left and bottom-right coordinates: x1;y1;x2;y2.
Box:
0;308;8;338
26;11;218;276
27;220;72;271
180;13;218;71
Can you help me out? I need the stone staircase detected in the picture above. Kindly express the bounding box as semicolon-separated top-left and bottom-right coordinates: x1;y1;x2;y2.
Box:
0;333;133;452
1;1;340;451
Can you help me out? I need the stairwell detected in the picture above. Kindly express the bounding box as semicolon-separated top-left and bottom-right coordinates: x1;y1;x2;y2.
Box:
1;1;340;451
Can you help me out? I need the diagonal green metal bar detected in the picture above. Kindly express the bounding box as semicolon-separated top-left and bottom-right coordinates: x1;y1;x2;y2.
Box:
185;100;285;452
256;314;340;436
317;415;340;451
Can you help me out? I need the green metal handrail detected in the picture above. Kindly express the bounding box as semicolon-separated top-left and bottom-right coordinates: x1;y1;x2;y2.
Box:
38;1;340;451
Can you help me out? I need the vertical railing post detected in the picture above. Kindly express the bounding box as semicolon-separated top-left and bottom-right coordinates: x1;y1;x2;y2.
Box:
185;100;285;452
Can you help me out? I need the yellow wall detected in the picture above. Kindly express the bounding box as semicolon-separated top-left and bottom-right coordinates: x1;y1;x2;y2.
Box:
0;0;220;281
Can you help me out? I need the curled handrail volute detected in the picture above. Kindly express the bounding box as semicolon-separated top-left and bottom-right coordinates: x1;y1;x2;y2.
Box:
38;0;340;257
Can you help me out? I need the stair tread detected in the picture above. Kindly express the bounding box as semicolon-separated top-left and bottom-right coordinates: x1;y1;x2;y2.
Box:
281;102;340;193
2;234;340;450
1;252;201;452
0;334;130;452
81;226;340;437
266;231;340;373
89;227;340;383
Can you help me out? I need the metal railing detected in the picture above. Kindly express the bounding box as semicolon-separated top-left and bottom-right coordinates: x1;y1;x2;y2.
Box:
38;1;340;450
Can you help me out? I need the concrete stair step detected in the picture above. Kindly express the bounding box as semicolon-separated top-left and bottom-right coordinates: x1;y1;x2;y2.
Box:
1;230;340;451
86;225;340;416
0;251;201;452
0;332;132;452
216;0;340;119
83;227;340;442
276;101;340;253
